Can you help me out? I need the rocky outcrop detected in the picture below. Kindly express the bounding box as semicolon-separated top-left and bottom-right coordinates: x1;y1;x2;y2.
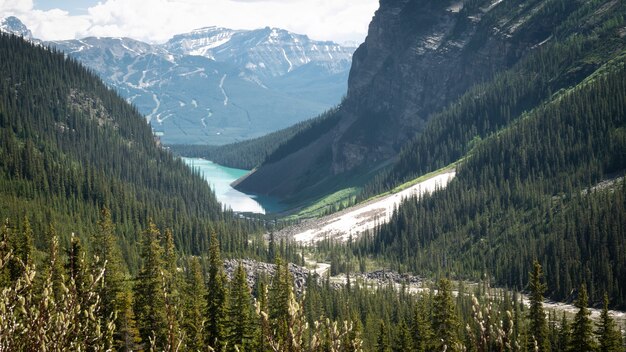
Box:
223;259;311;292
236;0;572;203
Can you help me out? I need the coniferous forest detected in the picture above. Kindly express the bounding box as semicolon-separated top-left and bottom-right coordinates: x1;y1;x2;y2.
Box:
2;0;626;350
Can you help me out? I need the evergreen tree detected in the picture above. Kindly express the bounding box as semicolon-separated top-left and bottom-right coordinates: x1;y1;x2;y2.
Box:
596;293;622;352
394;318;413;352
412;298;433;352
432;278;462;352
205;231;227;351
557;313;570;352
528;261;550;352
227;262;254;351
8;216;33;281
66;234;88;299
133;221;168;349
570;284;596;352
94;208;138;350
116;289;141;351
161;228;181;349
376;320;391;352
182;256;206;351
269;257;292;346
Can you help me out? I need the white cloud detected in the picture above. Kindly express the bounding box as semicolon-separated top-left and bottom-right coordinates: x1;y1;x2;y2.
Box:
0;0;378;44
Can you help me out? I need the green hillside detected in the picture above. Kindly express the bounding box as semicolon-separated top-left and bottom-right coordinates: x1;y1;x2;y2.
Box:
357;54;626;308
0;33;259;270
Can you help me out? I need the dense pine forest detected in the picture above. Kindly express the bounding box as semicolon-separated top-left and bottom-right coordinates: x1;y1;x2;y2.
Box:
0;33;272;271
355;57;626;308
345;0;626;310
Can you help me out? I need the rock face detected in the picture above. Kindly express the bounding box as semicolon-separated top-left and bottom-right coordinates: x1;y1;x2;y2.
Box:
236;0;572;202
223;259;312;292
36;24;354;145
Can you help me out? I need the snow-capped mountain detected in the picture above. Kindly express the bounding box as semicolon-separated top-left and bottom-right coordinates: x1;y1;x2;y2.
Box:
166;26;354;78
2;16;356;145
0;16;32;39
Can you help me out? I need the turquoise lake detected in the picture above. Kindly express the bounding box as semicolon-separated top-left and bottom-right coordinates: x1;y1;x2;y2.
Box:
182;157;284;214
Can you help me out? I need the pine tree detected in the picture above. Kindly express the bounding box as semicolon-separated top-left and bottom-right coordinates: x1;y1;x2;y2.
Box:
596;293;622;352
269;257;292;346
116;289;141;351
432;278;462;352
161;228;181;349
570;284;596;352
557;313;570;352
94;208;138;350
205;231;227;351
528;260;550;352
66;234;88;299
376;320;391;352
182;256;207;351
133;221;168;349
227;262;254;351
412;298;433;352
394;318;413;352
8;216;33;281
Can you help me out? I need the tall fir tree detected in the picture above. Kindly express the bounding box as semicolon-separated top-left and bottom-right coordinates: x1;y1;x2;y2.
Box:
432;278;462;352
133;221;168;349
528;260;550;352
412;297;433;352
570;284;597;352
557;313;570;352
227;262;254;351
205;231;227;351
376;320;391;352
94;208;138;351
8;216;33;281
394;318;413;352
596;293;622;352
269;257;292;347
182;256;207;351
161;228;181;349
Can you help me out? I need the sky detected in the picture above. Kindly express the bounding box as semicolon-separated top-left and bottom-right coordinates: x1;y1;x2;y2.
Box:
0;0;379;44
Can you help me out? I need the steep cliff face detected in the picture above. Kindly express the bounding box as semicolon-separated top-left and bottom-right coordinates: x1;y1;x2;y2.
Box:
236;0;580;203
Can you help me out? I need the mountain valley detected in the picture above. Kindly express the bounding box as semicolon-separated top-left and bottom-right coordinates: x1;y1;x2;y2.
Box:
1;0;626;350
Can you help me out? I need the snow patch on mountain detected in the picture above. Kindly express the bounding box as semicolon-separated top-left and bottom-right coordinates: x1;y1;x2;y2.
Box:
0;16;32;39
219;74;229;106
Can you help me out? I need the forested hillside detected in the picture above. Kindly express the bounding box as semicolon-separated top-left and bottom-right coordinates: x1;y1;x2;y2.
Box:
0;33;259;270
357;55;626;308
169;106;341;170
362;0;626;197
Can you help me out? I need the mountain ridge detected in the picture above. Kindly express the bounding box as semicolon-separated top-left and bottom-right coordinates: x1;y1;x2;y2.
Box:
234;0;623;207
0;16;355;145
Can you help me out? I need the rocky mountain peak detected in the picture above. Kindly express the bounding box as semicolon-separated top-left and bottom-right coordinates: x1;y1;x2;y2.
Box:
0;16;33;40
